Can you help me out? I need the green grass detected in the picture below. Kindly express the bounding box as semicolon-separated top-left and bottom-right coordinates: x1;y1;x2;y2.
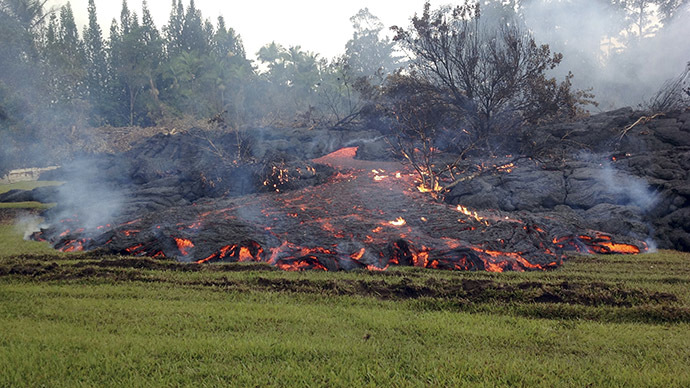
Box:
0;181;60;209
1;222;689;387
0;225;63;257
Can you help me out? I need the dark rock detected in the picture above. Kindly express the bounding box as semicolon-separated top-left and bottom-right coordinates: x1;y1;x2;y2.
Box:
501;169;566;210
0;185;61;203
583;204;650;237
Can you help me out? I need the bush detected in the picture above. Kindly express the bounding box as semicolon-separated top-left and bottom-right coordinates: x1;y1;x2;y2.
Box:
391;1;594;150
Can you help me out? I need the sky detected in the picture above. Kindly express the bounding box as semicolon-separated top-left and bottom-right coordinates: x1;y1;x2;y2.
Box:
46;0;441;60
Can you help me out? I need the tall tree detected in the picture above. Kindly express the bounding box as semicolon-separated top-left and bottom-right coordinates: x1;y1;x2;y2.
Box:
164;0;184;56
344;8;401;79
180;0;208;53
108;1;157;126
140;0;163;109
82;0;107;122
43;3;86;113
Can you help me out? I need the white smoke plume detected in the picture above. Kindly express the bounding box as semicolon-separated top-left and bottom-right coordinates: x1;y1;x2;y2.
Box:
522;0;690;109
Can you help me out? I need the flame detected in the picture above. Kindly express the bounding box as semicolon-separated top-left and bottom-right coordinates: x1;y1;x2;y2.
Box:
412;249;429;267
597;242;641;254
196;241;264;264
417;181;443;193
497;162;515;173
456;205;489;225
174;238;194;256
388;217;406;226
366;264;389;271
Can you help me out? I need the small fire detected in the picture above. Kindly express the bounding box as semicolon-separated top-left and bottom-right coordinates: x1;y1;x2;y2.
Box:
174;237;194;256
417;181;443;193
598;242;641;254
497;162;515;173
456;205;489;225
388;217;406;226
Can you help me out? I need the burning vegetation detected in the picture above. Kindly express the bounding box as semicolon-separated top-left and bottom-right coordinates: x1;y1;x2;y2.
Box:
29;143;651;273
1;1;688;272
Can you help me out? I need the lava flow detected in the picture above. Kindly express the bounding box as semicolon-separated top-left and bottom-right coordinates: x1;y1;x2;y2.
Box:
34;146;648;272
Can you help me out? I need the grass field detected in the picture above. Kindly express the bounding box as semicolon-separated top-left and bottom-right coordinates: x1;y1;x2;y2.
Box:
0;201;689;386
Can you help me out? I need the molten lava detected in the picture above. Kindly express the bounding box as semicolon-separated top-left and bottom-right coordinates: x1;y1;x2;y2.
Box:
174;237;194;256
36;146;649;273
388;217;407;226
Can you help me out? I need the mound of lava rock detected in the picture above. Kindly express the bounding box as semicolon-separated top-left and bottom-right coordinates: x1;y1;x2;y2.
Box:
444;108;690;251
4;108;688;271
30;147;646;271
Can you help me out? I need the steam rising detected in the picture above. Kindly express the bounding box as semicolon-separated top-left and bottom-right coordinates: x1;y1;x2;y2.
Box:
15;214;43;240
523;1;690;109
599;162;658;210
50;157;126;233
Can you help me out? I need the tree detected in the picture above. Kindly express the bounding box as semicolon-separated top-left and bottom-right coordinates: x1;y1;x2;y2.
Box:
82;0;107;123
108;0;162;126
257;42;323;124
0;0;47;172
42;3;87;118
208;17;253;125
344;8;401;79
164;0;184;56
381;72;458;195
0;0;47;96
619;0;687;41
392;1;591;147
180;0;209;54
657;0;689;22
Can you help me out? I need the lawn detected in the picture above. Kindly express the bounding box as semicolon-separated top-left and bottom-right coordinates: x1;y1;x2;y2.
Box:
0;210;689;387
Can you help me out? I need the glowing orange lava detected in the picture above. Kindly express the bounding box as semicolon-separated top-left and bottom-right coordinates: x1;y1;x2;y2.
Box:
174;238;194;256
388;217;407;226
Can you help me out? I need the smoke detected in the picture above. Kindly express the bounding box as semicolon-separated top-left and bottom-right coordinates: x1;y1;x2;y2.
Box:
575;151;659;210
598;162;658;210
15;214;44;240
523;1;690;109
47;157;128;234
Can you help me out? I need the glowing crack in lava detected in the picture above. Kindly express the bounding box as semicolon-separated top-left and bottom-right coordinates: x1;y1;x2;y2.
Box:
34;147;648;272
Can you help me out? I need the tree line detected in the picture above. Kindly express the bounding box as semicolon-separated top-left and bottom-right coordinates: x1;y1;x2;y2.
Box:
0;0;687;172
